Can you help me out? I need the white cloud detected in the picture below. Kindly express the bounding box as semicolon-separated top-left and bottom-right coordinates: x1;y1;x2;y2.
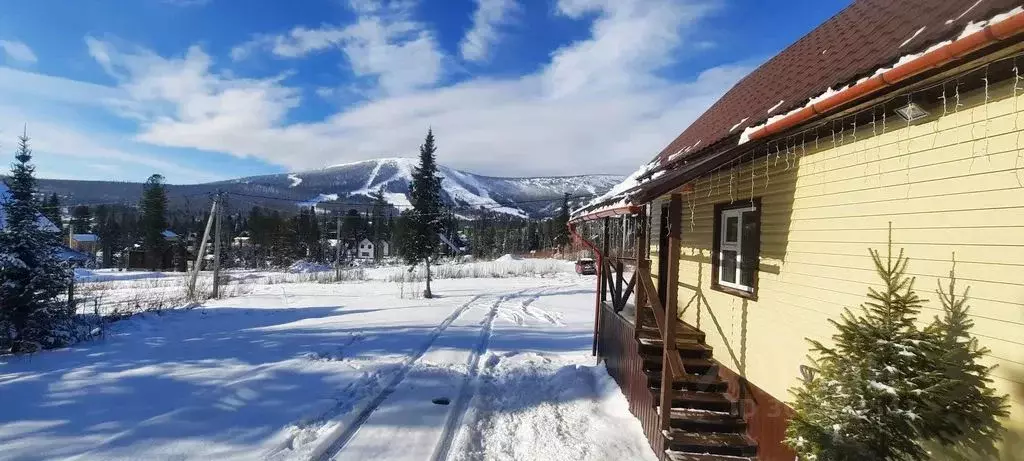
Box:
84;0;746;178
0;40;38;64
4;0;747;183
231;0;443;95
460;0;519;62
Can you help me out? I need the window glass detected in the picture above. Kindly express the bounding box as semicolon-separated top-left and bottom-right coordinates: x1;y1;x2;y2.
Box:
721;250;737;283
725;216;739;242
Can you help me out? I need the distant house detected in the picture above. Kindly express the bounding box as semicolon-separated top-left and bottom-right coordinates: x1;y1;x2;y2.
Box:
0;183;60;233
69;233;99;254
126;229;184;270
375;240;390;259
356;238;374;259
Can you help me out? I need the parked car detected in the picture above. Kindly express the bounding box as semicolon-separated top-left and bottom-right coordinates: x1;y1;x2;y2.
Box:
575;258;596;275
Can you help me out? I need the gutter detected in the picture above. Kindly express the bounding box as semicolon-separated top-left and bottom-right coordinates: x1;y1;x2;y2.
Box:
571;204;643;223
746;8;1024;142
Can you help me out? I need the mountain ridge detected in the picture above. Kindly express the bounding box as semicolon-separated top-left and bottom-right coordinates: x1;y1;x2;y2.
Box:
34;158;625;219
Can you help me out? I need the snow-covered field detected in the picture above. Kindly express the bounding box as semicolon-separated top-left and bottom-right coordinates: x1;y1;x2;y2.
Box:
1;265;656;461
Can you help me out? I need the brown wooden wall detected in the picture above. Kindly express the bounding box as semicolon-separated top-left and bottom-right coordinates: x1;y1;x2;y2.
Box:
718;363;796;461
597;302;667;461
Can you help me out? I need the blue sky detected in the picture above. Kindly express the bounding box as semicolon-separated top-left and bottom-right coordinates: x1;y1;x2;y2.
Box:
0;0;849;184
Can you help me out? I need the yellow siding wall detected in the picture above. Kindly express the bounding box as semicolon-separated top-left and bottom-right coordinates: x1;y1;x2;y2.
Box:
652;77;1024;457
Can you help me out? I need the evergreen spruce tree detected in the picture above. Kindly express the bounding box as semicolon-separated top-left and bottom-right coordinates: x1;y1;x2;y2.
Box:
139;174;169;270
919;256;1008;456
553;192;570;249
369;187;388;238
786;230;938;460
40;193;61;228
69;205;92;234
787;230;1009;460
0;132;73;353
406;129;443;298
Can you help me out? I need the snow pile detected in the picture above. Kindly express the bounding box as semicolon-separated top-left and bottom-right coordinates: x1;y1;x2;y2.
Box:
288;260;333;274
387;258;574;282
495;254;518;262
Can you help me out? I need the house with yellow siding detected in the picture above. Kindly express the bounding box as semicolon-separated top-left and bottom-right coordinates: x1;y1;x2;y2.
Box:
569;1;1024;460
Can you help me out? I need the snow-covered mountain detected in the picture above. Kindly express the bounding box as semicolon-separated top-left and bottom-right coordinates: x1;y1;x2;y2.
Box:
37;158;624;219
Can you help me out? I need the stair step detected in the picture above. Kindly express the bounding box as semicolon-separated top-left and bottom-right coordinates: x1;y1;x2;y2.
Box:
665;450;756;461
643;356;718;375
652;389;736;413
646;370;729;393
669;408;746;433
663;430;758;457
637;324;705;343
637;338;712;358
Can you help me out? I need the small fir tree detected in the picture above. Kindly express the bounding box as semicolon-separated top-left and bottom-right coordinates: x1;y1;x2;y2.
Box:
406;129;444;298
919;255;1008;456
139;174;169;270
0;132;73;353
786;229;939;461
787;231;1010;460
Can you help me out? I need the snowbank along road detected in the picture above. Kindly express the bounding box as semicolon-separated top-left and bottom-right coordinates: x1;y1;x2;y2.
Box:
0;273;657;461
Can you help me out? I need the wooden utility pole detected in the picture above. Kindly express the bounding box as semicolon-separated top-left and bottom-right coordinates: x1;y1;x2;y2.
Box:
334;215;342;280
212;192;224;298
188;197;218;300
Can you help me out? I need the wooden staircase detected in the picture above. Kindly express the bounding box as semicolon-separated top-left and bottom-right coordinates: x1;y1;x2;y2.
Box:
636;310;758;461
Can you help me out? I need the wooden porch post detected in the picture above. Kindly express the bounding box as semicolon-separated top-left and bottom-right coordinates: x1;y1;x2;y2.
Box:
659;193;683;431
634;208;648;340
600;217;610;303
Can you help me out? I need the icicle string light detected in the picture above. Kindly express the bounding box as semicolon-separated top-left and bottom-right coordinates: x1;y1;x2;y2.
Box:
728;163;736;204
785;141;791;171
983;65;991;162
688;189;695;231
868;110;878;176
637;54;1021;207
880;110;887;191
750;151;755;200
765;144;773;190
1014;62;1023;188
904;95;912;197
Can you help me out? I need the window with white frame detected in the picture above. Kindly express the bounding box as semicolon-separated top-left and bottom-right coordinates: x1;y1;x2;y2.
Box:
713;199;761;295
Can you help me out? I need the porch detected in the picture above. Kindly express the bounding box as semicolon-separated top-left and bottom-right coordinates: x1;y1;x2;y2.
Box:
575;198;792;461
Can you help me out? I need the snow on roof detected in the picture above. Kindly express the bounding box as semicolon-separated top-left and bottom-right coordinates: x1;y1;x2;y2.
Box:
72;233;99;242
570;161;657;220
653;0;1022;162
738;5;1024;146
0;182;60;232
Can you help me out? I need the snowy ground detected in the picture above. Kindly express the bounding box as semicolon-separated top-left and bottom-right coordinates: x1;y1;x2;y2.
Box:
1;269;656;461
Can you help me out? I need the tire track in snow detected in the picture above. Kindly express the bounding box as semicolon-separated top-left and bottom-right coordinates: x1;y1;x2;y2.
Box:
312;286;561;461
307;293;490;461
264;294;484;461
431;285;559;461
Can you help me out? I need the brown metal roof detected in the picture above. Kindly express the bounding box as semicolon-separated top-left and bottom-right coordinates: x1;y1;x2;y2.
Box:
656;0;1023;161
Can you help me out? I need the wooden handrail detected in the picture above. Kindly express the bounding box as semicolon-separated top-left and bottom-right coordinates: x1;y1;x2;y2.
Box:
637;267;686;380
